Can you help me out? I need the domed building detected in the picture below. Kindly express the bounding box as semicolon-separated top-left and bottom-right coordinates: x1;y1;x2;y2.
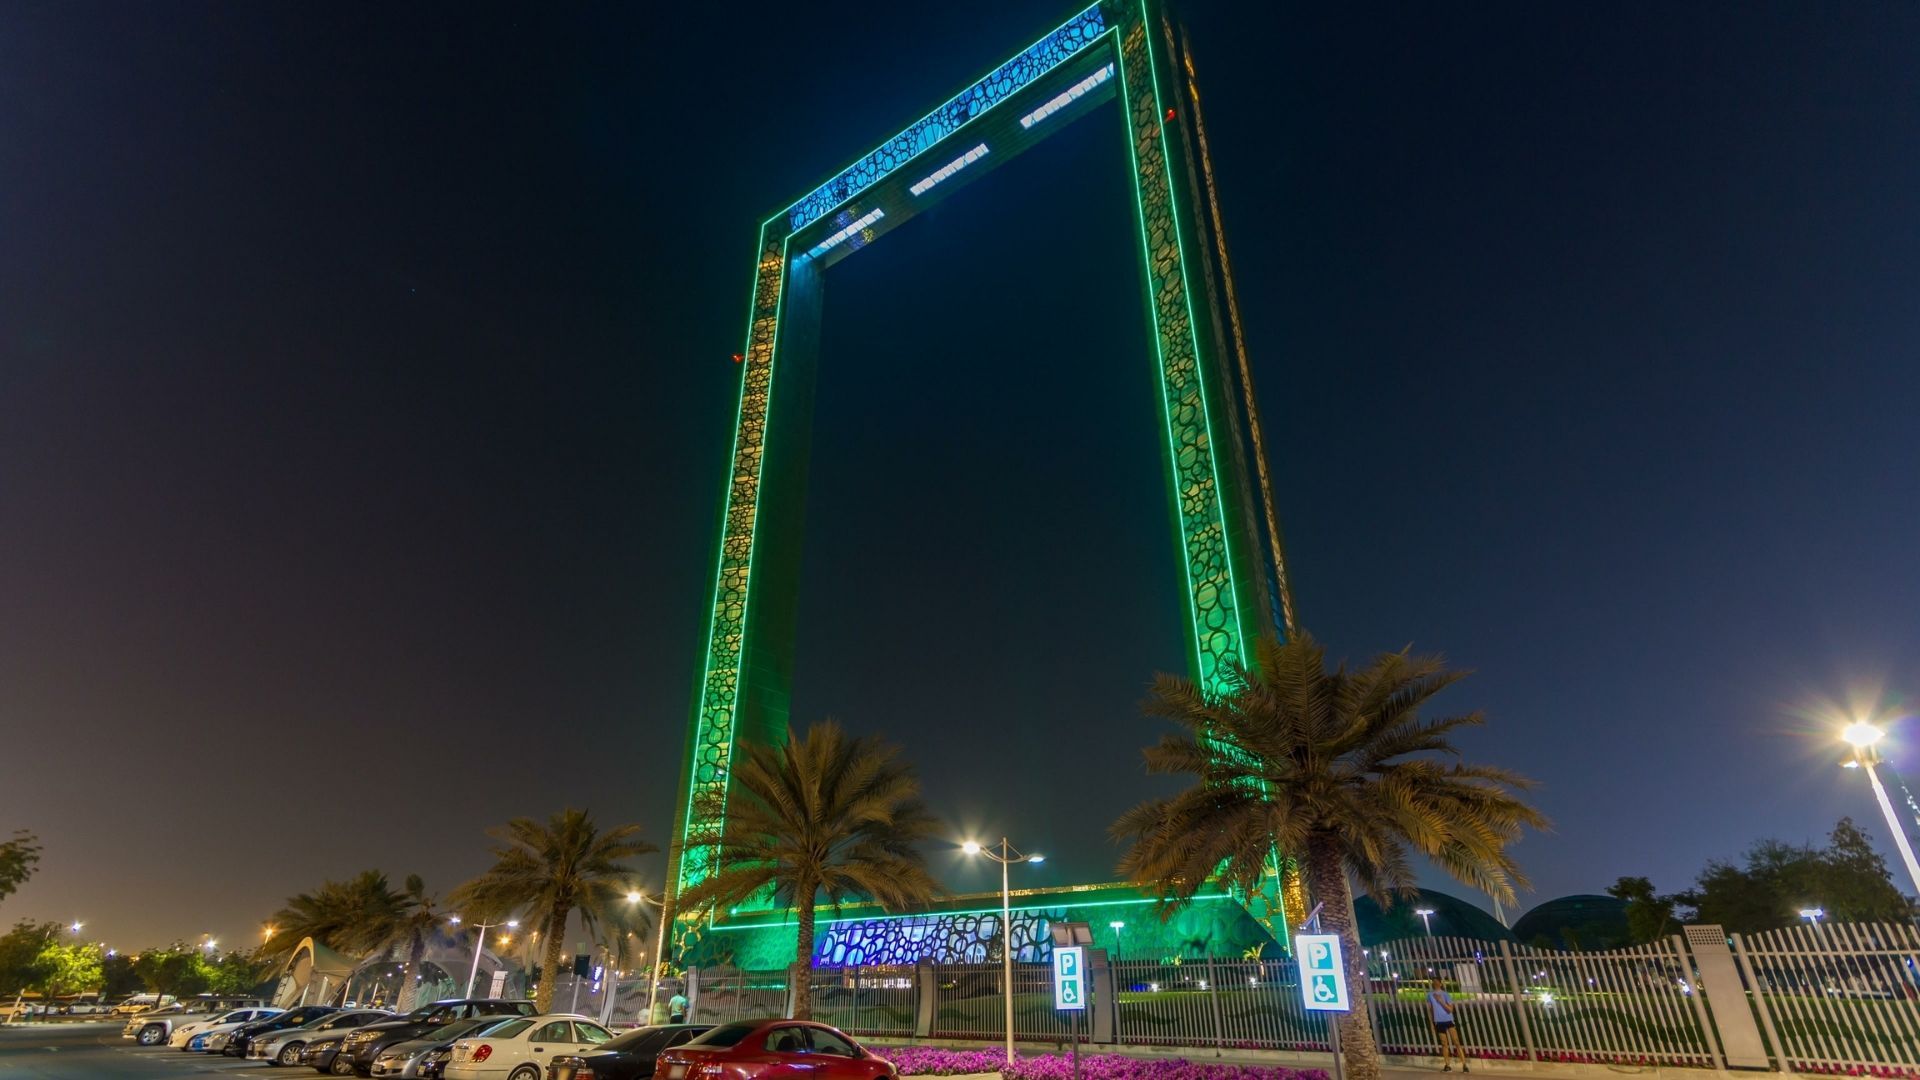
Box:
1351;888;1514;945
1510;894;1632;951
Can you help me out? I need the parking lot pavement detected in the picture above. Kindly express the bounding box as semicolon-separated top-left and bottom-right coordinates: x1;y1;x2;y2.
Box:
0;1022;286;1078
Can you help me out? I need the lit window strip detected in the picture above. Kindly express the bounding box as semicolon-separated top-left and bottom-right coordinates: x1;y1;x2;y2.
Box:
909;144;990;196
806;209;886;257
1018;63;1114;129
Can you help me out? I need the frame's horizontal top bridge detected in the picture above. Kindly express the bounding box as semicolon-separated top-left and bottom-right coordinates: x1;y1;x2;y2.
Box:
779;1;1110;238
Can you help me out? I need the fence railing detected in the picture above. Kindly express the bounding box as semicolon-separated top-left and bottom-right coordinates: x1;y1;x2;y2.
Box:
1736;921;1920;1073
683;922;1920;1073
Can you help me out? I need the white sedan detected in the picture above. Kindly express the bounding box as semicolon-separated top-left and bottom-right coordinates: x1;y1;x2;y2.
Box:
169;1007;282;1049
444;1014;614;1080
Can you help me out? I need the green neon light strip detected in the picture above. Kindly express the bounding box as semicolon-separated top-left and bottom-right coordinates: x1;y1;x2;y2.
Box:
677;229;795;897
1135;0;1250;673
1112;25;1241;694
711;893;1235;932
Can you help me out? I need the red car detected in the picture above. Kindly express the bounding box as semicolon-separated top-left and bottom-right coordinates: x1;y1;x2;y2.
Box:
654;1021;895;1080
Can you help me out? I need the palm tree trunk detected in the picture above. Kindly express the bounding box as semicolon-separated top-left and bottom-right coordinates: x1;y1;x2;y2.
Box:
791;898;815;1021
397;937;427;1011
1307;833;1381;1080
538;908;571;1013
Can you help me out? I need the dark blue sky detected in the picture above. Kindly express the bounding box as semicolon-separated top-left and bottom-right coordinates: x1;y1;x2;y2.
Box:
4;0;1919;949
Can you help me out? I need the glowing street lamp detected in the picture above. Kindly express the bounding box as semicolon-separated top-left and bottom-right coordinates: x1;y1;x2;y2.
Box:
962;838;1044;1064
1839;719;1920;896
1109;920;1126;958
1414;909;1436;936
1799;908;1824;927
450;914;519;997
69;922;83;934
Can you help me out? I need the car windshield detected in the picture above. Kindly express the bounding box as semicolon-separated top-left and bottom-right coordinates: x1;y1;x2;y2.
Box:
471;1017;534;1039
602;1027;674;1053
407;1002;457;1021
426;1018;492;1040
688;1023;758;1048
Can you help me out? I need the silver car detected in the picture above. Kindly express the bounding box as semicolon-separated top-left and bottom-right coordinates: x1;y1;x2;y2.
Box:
368;1017;503;1077
122;997;269;1046
250;1009;394;1066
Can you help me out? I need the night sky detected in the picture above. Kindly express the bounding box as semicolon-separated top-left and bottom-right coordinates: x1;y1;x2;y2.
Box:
5;0;1920;951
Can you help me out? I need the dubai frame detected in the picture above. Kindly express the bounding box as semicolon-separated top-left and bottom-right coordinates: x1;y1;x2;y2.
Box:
664;0;1303;967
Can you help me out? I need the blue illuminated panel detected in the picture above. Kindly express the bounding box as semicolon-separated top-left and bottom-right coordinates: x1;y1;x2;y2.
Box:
783;2;1107;233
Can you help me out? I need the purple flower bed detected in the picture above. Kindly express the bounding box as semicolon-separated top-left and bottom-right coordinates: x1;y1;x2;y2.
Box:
882;1046;1327;1080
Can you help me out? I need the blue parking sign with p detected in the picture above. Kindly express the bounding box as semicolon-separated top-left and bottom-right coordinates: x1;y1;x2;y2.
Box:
1052;946;1086;1010
1295;933;1351;1012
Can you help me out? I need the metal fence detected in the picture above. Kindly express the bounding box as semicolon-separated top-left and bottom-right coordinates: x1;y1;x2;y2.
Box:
1736;922;1920;1074
687;922;1920;1073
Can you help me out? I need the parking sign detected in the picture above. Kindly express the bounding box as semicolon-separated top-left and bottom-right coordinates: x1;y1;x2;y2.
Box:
1295;933;1350;1012
1052;945;1087;1010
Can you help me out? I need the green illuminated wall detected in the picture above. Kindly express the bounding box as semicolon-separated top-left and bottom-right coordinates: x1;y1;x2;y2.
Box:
665;0;1295;958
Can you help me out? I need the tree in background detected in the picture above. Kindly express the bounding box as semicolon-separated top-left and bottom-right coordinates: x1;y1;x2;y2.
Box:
0;921;58;997
201;950;264;995
363;875;445;1011
264;869;408;960
132;946;212;1000
1677;817;1910;933
675;722;942;1021
1112;634;1547;1080
1607;876;1679;944
100;952;142;999
0;833;41;906
37;939;103;998
450;809;655;1012
1821;817;1912;921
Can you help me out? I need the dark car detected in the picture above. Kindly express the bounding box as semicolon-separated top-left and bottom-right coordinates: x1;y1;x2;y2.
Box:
548;1023;714;1080
655;1021;895;1080
338;998;536;1076
251;1009;394;1064
223;1004;338;1058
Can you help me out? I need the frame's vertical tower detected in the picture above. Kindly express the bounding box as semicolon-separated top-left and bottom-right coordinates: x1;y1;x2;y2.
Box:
660;0;1299;960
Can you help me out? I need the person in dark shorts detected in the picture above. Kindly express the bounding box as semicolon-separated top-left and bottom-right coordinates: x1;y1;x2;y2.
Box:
1429;978;1467;1072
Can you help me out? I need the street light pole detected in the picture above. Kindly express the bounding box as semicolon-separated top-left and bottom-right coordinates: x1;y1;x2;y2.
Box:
451;915;518;998
1843;721;1920;896
963;838;1044;1065
1414;908;1435;936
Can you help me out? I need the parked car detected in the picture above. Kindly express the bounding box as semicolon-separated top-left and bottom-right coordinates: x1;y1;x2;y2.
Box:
250;1008;393;1065
300;1032;355;1075
370;1017;515;1078
170;1007;283;1049
443;1014;615;1080
547;1023;714;1080
221;1004;340;1058
124;996;272;1045
337;999;538;1076
113;994;176;1016
655;1021;895;1080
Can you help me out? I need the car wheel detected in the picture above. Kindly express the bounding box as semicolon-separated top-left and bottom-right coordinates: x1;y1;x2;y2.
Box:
328;1056;356;1075
279;1042;305;1065
139;1025;166;1046
509;1067;543;1080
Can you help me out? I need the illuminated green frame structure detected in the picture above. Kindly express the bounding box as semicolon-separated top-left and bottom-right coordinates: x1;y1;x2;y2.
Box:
664;0;1299;960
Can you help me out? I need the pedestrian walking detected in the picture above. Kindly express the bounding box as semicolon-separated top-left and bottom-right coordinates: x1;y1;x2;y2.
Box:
1429;978;1467;1072
669;990;689;1024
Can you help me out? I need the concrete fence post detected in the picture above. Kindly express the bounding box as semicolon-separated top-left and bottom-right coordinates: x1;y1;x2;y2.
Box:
1088;948;1116;1045
914;959;936;1038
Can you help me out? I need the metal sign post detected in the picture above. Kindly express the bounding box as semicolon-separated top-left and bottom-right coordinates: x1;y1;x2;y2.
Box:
1053;945;1086;1080
1299;912;1352;1080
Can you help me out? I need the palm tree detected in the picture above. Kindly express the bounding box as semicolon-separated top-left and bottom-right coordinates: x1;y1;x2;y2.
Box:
264;870;401;959
675;721;941;1020
1113;633;1548;1080
361;875;447;1011
449;809;656;1011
